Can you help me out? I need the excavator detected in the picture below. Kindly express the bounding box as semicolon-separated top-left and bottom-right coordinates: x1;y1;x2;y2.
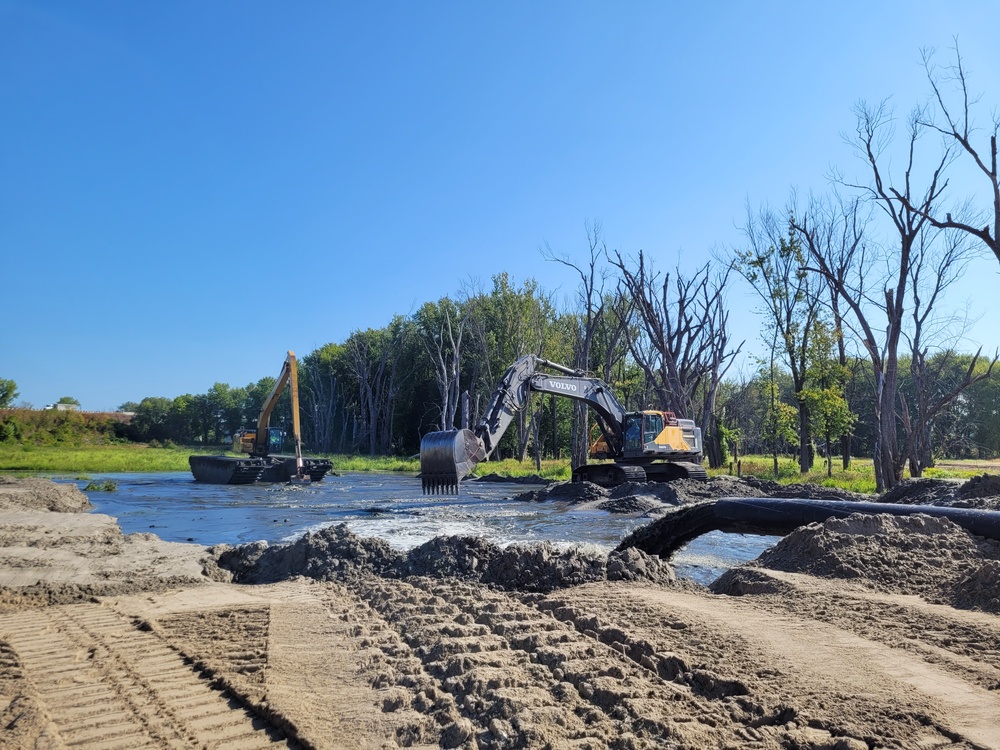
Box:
189;351;333;484
419;355;706;494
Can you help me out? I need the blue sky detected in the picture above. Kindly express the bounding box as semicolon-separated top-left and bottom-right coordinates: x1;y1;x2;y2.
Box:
3;1;1000;410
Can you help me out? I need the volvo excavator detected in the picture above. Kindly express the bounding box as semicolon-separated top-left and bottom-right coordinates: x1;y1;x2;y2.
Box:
189;351;332;484
420;355;706;494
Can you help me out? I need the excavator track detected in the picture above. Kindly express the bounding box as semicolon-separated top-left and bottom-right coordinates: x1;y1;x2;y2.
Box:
642;461;708;483
573;461;708;487
572;463;647;487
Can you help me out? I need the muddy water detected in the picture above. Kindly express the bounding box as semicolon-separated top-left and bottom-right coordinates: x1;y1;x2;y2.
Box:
79;471;777;584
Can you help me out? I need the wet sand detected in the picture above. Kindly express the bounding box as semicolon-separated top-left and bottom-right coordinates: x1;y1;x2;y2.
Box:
2;475;1000;749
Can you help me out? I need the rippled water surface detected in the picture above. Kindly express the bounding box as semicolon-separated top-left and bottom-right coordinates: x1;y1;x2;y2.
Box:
79;471;779;584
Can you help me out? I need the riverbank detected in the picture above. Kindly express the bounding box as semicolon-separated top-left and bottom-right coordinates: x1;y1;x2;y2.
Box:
1;475;999;748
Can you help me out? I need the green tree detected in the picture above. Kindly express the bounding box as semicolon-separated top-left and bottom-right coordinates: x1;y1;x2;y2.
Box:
0;379;19;408
130;397;173;442
206;383;246;441
56;396;81;406
800;322;857;476
464;273;557;460
735;211;824;473
760;365;798;478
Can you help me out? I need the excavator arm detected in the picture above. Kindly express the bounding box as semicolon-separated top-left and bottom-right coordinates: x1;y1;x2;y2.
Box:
252;355;294;456
241;351;308;481
420;355;629;493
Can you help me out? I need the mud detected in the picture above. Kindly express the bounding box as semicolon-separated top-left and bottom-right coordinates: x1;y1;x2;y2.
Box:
218;524;676;593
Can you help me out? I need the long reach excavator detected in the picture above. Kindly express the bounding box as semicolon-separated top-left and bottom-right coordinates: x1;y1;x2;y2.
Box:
189;351;332;484
420;355;706;494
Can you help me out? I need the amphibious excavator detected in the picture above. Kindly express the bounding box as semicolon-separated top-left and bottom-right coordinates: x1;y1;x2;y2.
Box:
420;355;705;493
189;351;332;484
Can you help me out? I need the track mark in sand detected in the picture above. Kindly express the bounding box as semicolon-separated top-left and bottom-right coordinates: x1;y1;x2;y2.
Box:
554;584;1000;750
1;603;295;749
352;575;753;749
154;580;441;749
152;604;271;705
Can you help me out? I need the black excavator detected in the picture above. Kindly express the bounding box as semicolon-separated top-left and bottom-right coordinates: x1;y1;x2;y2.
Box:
189;351;332;484
419;355;706;494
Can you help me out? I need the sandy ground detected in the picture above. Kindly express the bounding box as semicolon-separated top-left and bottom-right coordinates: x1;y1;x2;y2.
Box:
2;476;1000;749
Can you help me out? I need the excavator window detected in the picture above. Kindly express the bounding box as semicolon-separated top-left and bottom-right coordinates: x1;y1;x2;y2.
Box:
624;415;642;451
268;428;283;450
644;413;663;444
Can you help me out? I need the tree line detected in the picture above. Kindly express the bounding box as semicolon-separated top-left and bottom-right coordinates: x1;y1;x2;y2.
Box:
3;44;999;492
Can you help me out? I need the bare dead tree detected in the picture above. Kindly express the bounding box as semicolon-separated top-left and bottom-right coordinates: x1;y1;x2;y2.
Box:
734;205;825;473
304;364;340;452
896;42;1000;264
542;221;609;468
417;299;466;431
608;250;741;468
345;319;413;454
797;101;948;490
901;226;997;475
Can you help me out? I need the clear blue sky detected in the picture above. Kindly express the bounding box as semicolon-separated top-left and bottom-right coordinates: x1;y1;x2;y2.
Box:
3;1;999;410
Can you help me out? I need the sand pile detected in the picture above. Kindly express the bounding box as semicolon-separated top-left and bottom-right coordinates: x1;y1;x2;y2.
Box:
0;477;225;606
0;475;92;513
714;512;1000;612
877;474;1000;509
218;523;676;592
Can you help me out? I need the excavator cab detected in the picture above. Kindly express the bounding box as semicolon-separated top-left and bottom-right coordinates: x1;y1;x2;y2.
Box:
232;427;283;456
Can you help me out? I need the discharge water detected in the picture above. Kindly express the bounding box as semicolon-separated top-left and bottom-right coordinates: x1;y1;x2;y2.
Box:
78;472;777;584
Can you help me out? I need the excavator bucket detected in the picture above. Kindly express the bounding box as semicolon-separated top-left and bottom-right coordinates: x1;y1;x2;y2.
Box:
419;429;486;494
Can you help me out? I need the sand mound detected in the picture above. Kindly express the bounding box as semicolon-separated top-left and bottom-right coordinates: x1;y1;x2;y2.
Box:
723;512;1000;611
675;475;768;501
876;474;1000;509
952;559;1000;613
0;475;92;513
218;524;676;593
878;478;964;506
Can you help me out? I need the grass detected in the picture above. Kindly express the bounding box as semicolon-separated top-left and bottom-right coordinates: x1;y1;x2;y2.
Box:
468;457;572;482
0;444;994;494
0;444;201;474
721;457;880;494
332;455;420;473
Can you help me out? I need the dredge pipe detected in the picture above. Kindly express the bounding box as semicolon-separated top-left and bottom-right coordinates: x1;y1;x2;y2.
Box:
617;497;1000;560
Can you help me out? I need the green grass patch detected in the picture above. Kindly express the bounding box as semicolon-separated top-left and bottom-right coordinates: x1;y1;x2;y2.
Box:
0;444;218;474
922;465;983;480
83;479;118;492
330;454;421;473
714;455;879;494
469;458;571;482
